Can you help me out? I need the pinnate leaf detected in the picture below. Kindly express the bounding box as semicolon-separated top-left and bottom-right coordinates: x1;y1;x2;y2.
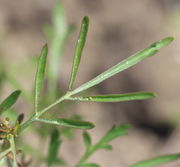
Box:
77;124;130;167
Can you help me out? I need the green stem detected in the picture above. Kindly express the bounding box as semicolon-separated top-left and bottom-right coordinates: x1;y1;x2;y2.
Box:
9;135;18;167
19;84;90;134
19;92;72;133
19;114;36;132
36;92;70;116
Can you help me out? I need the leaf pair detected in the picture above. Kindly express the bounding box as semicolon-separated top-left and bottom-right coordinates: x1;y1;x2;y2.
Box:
34;44;94;130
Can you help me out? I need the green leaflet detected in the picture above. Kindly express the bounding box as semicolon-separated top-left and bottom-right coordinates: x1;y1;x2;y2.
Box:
96;143;113;150
67;92;155;102
0;90;21;114
34;44;48;113
130;154;180;167
47;129;61;167
83;131;92;148
37;118;95;129
70;37;174;95
69;16;89;90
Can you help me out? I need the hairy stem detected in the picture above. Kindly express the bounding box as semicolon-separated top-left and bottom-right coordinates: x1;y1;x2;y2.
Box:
19;91;73;133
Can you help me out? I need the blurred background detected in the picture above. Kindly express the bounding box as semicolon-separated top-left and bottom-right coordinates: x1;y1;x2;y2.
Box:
1;0;180;166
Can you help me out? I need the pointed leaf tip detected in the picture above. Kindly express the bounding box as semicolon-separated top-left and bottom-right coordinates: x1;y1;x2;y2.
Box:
83;16;89;24
150;37;174;51
34;44;48;113
68;16;89;90
43;43;48;50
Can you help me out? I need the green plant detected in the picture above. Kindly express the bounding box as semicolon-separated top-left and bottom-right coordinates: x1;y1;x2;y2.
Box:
0;5;178;167
76;124;130;167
